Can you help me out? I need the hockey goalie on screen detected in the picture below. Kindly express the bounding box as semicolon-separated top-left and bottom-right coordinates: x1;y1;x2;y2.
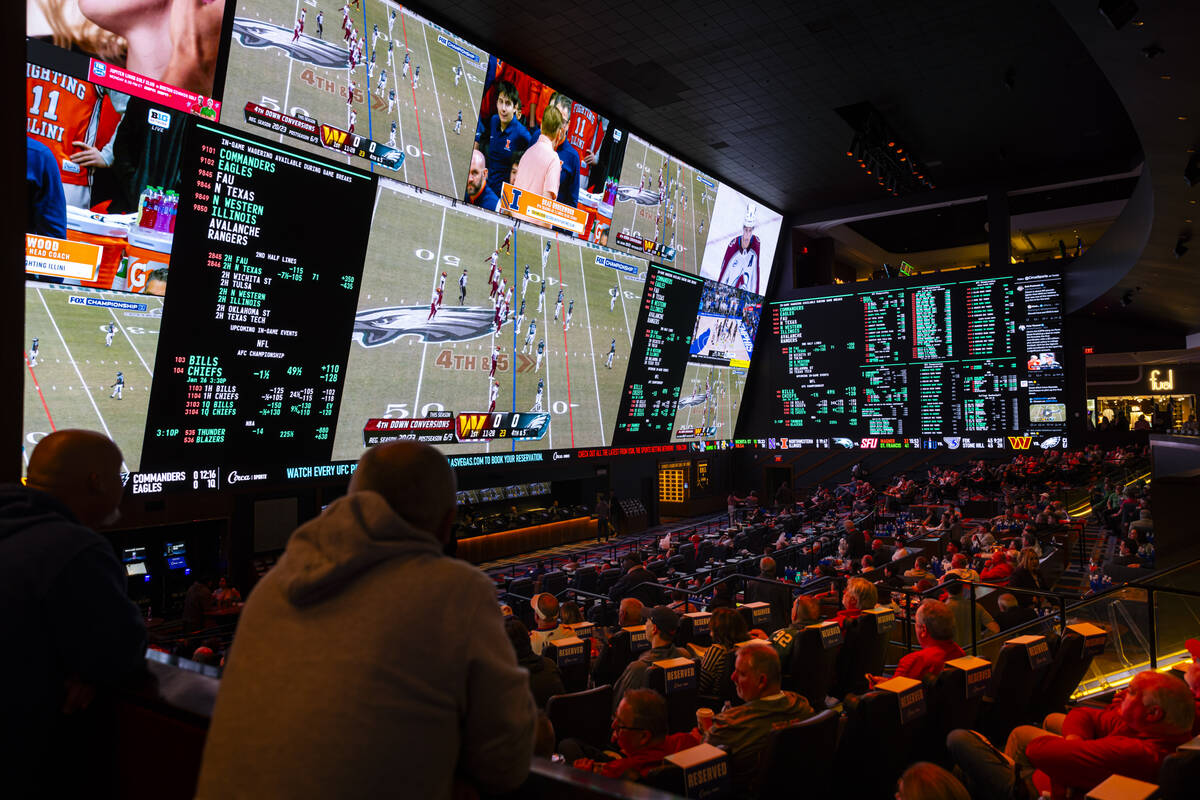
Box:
716;205;761;295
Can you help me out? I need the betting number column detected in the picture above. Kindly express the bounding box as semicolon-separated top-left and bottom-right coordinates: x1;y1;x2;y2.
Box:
141;123;377;472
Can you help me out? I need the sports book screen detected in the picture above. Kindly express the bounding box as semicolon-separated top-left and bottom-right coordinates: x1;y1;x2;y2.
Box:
20;4;784;491
764;268;1068;452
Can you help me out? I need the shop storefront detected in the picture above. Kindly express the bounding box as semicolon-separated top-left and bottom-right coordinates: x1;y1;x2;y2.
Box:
1086;364;1199;432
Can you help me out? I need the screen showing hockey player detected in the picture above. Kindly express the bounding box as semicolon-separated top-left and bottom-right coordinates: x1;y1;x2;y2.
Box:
223;0;487;188
697;183;783;296
329;177;652;458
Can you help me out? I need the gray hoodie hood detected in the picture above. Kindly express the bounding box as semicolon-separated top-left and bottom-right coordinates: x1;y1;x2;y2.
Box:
273;490;445;607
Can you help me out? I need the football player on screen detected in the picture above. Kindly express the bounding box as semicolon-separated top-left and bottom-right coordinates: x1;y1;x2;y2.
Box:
609;284;619;312
29;337;39;367
553;289;564;321
522;320;537;354
501;226;514;254
487;377;499;414
605;339;616;369
454;110;462;135
387;121;397;148
537;278;546;313
535;339;545;370
458;269;468;304
532;379;544;413
105;322;115;347
717;205;762;294
563;299;574;331
541;241;552;272
110;371;124;399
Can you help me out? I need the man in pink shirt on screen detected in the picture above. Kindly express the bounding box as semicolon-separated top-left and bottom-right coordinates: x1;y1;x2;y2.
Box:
513;103;565;201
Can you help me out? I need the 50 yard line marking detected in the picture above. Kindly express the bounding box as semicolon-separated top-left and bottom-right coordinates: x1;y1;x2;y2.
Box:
411;205;447;417
35;287;127;473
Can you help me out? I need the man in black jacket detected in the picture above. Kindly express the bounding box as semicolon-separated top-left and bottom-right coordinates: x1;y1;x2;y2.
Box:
609;554;659;605
744;557;794;631
0;430;147;794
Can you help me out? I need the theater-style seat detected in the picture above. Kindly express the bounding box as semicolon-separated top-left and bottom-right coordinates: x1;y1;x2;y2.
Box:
832;613;890;698
1029;630;1094;722
597;569;622;595
545;639;592;694
835;690;907;798
591;630;632;687
647;660;700;734
506;577;535;627
1160;747;1200;800
757;709;839;798
645;560;668;579
918;667;985;766
572;566;598;595
783;626;840;709
546;686;613;750
978;639;1052;743
540;570;568;597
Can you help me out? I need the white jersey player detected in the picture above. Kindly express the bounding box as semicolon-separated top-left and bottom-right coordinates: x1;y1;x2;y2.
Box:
401;51;410;79
521;264;531;296
553;289;563;321
485;250;499;284
387;88;396;114
563;299;574;331
534;339;545;370
105;321;115;347
458;269;468;304
28;337;38;366
488;377;499;414
388;8;396;36
387;120;397;147
412;64;420;88
605;338;616;369
516;298;526;330
387;40;394;67
541;240;552;271
609;284;619;311
532;378;544;413
376;67;387;94
490;345;501;378
537;278;546;312
454;110;462;135
110;371;124;399
347;107;357;134
453;65;462;86
717;205;762;294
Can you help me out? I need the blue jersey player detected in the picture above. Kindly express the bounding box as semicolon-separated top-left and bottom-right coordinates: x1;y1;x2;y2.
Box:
110;371;124;399
477;81;531;198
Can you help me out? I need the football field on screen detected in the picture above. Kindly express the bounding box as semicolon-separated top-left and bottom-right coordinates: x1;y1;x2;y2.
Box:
22;282;163;471
608;136;715;273
224;0;484;196
670;363;746;443
330;180;650;460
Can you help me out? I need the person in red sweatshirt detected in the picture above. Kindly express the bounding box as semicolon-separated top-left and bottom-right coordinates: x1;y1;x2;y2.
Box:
570;689;697;780
868;599;964;686
948;670;1195;800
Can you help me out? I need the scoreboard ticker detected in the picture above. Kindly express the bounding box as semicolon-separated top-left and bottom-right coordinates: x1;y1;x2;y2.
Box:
767;269;1068;451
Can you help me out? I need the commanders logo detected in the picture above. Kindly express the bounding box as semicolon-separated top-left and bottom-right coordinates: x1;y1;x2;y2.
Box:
232;18;350;69
1007;436;1033;450
353;305;496;347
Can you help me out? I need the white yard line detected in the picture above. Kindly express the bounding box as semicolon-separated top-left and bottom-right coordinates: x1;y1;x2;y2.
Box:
576;248;606;446
280;0;303;145
106;300;153;376
618;273;634;344
416;22;457;197
412;205;447;415
36;287;127;473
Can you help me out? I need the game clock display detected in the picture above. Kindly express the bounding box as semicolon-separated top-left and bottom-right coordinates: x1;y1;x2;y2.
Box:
766;268;1068;450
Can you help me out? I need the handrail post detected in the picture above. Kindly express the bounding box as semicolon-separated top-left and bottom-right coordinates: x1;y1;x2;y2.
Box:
1147;587;1157;669
969;582;978;656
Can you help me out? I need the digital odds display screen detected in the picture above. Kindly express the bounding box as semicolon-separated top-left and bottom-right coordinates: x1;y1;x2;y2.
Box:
21;1;784;493
764;268;1068;452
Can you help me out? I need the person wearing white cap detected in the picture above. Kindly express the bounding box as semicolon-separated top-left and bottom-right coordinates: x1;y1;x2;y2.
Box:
717;204;762;294
529;592;572;655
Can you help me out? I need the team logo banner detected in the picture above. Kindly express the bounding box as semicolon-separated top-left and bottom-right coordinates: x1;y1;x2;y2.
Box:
501;183;588;234
26;235;100;281
1007;436;1032;450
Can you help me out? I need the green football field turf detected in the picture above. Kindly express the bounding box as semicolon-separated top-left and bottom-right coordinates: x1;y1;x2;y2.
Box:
609;134;715;272
22;282;164;472
330;179;651;460
670;362;746;443
224;0;484;197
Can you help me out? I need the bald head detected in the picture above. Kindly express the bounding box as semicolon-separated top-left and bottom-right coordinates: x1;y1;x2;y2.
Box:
349;442;456;539
26;430;124;528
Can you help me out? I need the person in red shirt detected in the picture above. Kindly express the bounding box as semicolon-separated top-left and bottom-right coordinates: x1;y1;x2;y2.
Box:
948;670;1196;800
570;689;696;780
833;577;877;628
868;599;964;686
979;550;1013;584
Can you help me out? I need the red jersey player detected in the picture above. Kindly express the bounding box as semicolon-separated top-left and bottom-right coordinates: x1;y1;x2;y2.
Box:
428;290;439;320
501;226;514;254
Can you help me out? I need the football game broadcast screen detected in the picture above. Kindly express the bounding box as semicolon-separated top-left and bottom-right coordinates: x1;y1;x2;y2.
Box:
21;2;787;493
764;267;1069;452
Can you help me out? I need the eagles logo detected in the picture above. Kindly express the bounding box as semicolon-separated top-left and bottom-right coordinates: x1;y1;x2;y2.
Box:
353;305;497;347
232;18;351;69
615;186;667;206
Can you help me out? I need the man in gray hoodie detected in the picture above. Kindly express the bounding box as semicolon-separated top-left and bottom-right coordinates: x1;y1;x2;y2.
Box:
196;442;536;798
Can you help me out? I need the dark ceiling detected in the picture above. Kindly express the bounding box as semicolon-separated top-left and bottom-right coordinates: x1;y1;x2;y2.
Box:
421;0;1141;214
